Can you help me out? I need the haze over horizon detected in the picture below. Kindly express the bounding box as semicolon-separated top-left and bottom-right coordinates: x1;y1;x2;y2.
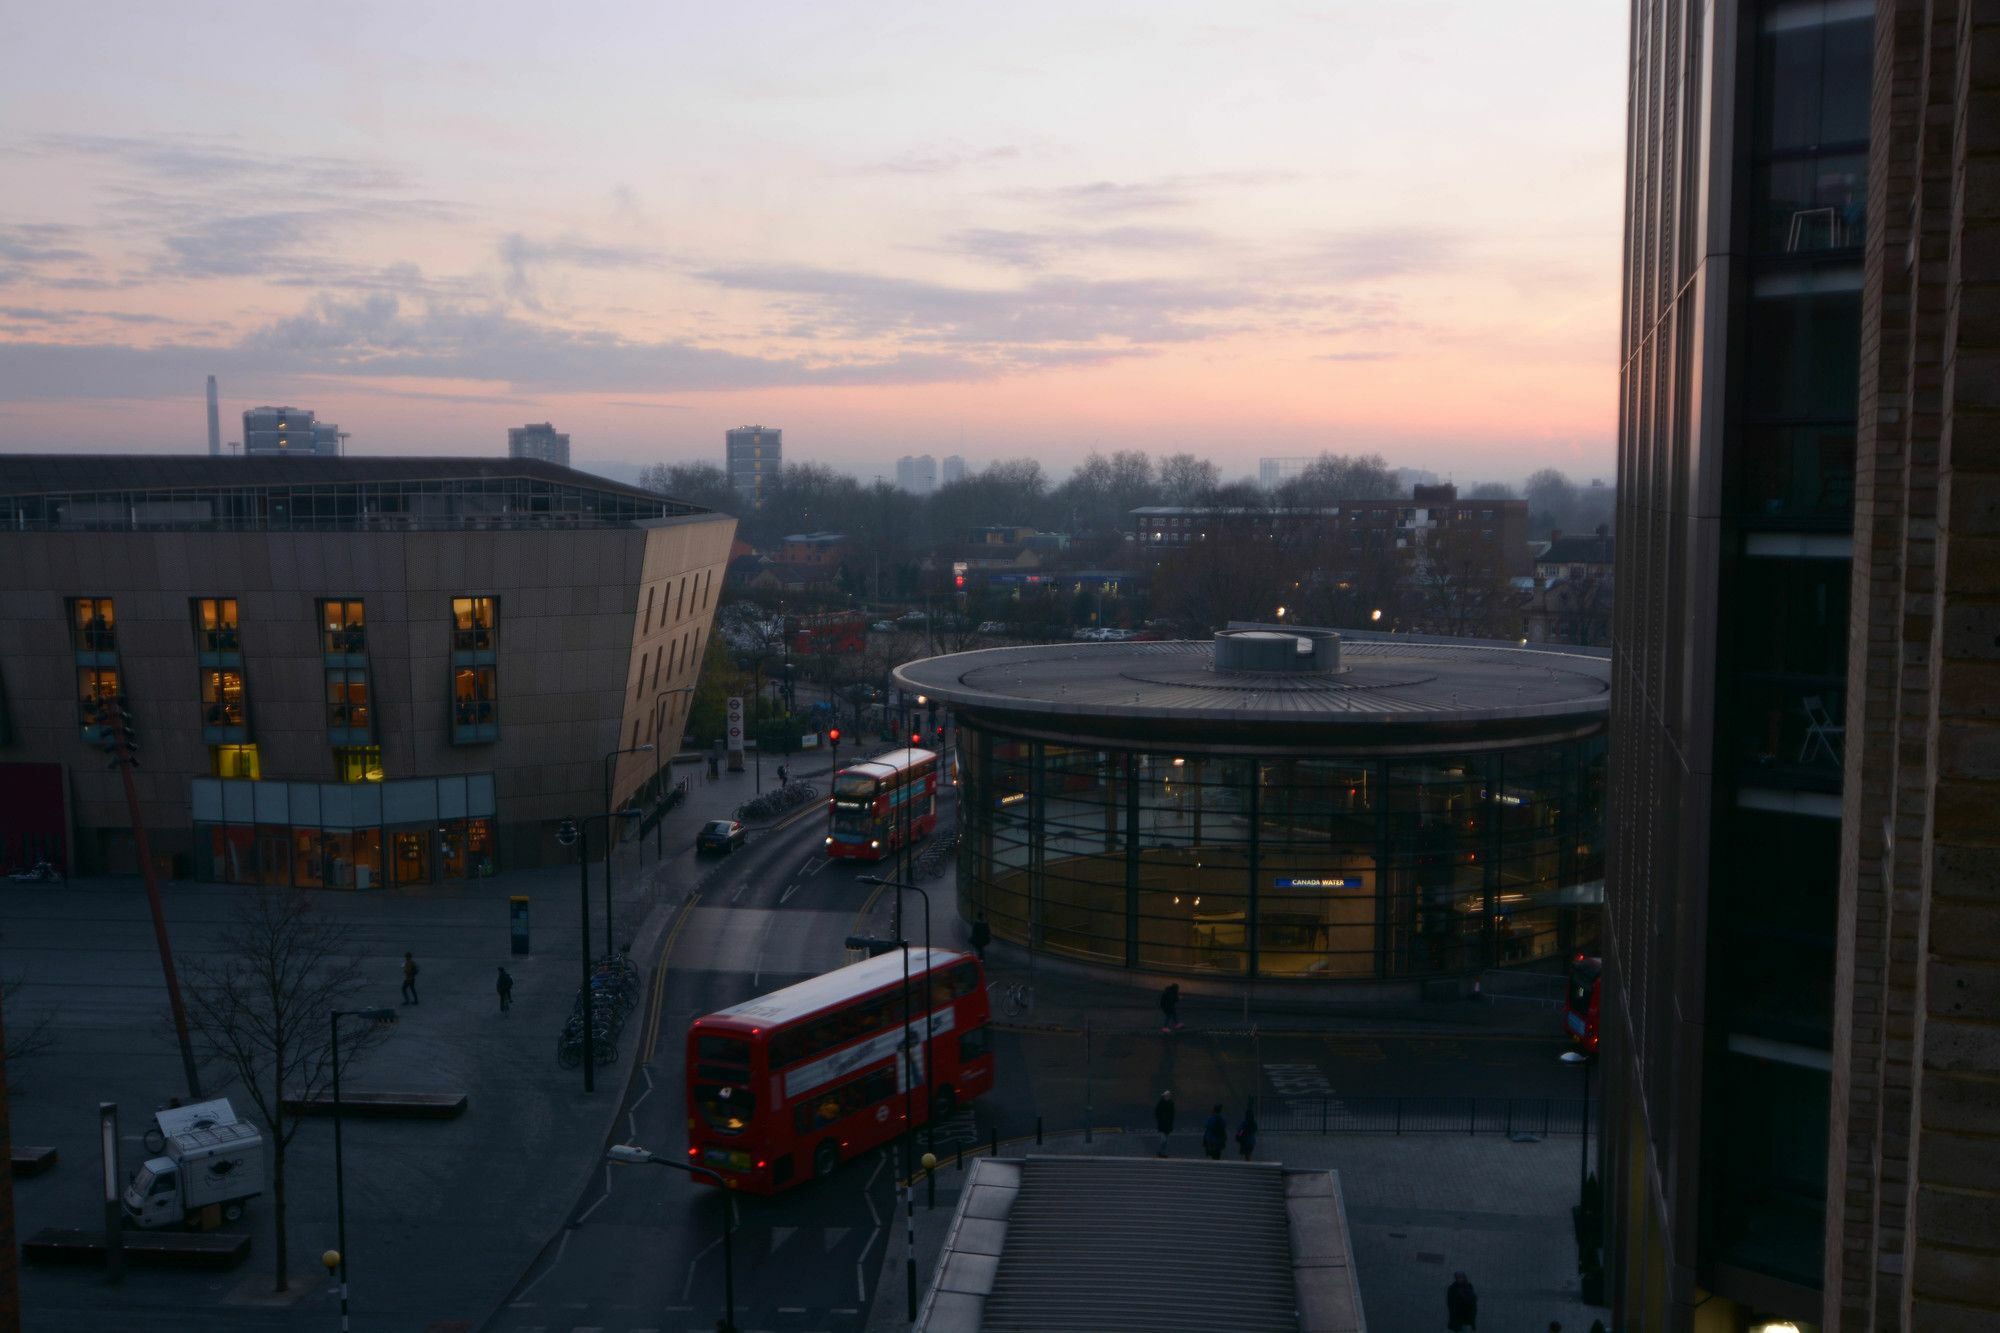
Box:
0;1;1625;482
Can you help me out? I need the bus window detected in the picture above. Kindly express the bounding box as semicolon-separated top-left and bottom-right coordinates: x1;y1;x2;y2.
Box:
694;1084;755;1134
833;773;879;799
959;1025;990;1063
793;1066;897;1133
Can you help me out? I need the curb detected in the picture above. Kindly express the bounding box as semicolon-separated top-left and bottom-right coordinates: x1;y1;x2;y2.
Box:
471;878;689;1333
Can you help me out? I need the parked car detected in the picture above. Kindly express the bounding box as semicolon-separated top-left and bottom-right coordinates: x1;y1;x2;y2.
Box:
870;620;896;632
895;611;929;626
696;819;747;854
977;620;1010;635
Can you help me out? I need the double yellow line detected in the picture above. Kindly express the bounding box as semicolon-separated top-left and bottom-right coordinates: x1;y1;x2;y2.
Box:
641;891;702;1064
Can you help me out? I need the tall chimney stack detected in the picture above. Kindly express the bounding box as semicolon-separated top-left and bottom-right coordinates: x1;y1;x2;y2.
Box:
205;375;221;456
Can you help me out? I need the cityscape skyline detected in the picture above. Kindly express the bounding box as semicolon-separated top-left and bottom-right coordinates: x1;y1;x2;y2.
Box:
0;1;1624;479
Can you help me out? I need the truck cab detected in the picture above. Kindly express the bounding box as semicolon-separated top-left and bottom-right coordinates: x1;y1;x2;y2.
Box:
124;1159;188;1229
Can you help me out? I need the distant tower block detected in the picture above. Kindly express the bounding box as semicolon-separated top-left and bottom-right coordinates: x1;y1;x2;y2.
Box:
206;376;221;456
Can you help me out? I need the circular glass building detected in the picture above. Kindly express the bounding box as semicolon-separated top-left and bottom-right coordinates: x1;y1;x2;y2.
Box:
895;628;1608;983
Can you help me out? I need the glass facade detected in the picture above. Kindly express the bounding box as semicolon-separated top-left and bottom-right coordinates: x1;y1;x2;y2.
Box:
958;719;1607;980
190;772;496;888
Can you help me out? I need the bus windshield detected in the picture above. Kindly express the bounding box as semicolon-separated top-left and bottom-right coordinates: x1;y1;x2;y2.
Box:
832;773;879;799
694;1083;755;1134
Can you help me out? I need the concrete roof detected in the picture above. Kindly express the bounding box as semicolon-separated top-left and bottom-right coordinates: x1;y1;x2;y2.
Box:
916;1155;1364;1332
894;631;1610;729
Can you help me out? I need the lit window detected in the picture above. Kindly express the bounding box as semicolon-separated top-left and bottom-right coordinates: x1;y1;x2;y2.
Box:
453;666;497;727
210;744;261;780
334;745;384;782
451;596;496;651
327;669;371;730
195;598;240;652
202;669;247;727
77;666;120;727
72;597;116;652
321;599;366;653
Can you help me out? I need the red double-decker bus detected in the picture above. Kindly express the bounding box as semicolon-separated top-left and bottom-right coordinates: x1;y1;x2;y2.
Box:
1565;953;1602;1051
684;949;993;1193
824;747;938;860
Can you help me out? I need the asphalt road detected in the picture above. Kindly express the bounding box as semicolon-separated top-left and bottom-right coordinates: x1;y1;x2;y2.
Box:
490;795;927;1333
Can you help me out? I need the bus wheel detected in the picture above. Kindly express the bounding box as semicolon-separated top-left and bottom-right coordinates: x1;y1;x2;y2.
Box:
932;1085;956;1119
814;1141;841;1179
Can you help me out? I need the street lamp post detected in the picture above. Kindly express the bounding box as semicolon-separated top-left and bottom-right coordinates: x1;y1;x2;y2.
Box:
1561;1050;1592;1204
602;743;655;957
607;1145;736;1333
653;687;698;858
329;1006;397;1330
558;811;639;1093
859;875;935;1204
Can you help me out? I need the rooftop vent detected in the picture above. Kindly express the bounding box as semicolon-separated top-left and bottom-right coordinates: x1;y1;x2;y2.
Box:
1213;628;1341;674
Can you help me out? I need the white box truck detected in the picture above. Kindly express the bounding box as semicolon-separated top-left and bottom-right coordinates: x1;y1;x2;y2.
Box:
123;1098;265;1230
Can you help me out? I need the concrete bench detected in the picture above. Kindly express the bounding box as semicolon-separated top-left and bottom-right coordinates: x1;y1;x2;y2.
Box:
23;1227;250;1269
282;1091;467;1119
11;1147;57;1177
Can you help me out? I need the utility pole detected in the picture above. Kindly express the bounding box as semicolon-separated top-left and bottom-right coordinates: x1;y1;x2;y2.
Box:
97;702;202;1101
0;985;20;1332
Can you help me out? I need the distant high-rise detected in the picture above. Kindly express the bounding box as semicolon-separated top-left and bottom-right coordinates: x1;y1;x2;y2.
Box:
725;425;780;511
1257;457;1311;488
896;454;937;494
205;376;221;456
507;422;570;468
242;406;340;457
941;454;966;485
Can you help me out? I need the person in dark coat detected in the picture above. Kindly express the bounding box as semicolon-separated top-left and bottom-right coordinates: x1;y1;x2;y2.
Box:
401;952;420;1005
1201;1104;1227;1160
969;914;991;962
496;966;514;1013
1236;1099;1260;1160
1153;1090;1175;1157
1446;1270;1478;1331
1159;983;1182;1032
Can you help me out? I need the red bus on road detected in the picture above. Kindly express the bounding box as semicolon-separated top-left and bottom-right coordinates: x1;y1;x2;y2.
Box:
684;949;993;1193
1565;953;1602;1051
824;747;938;861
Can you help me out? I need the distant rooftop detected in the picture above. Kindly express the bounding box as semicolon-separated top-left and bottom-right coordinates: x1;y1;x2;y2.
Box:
0;454;708;533
896;627;1610;733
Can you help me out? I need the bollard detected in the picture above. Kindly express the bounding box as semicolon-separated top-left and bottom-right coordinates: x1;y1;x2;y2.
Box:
990;1128;998;1159
957;1142;965;1172
1035;1115;1042;1145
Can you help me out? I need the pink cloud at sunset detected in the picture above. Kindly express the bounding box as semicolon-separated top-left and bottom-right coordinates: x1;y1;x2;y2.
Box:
0;1;1626;483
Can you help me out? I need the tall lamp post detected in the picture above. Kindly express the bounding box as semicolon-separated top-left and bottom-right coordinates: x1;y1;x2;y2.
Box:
328;1006;396;1331
601;743;655;957
1561;1049;1593;1204
608;1144;736;1333
558;810;639;1093
859;874;937;1215
652;686;698;858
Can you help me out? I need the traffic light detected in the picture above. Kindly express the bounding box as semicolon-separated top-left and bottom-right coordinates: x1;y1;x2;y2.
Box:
933;724;945;743
910;731;922;748
827;727;840;744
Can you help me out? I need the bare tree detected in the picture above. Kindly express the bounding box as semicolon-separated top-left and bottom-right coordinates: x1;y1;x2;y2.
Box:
182;891;391;1293
1410;526;1517;639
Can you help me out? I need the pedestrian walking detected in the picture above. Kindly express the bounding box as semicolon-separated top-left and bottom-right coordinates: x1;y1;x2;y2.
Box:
1201;1104;1227;1160
1445;1270;1478;1331
401;951;420;1005
1153;1090;1175;1157
777;763;788;785
1236;1099;1260;1161
969;913;991;963
1159;982;1182;1032
496;965;514;1013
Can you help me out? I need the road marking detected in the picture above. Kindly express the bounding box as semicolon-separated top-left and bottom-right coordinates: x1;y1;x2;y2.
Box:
682;1235;721;1300
509;1229;570;1303
823;1226;851;1252
770;1225;797;1253
628;1063;653;1142
643;893;702;1063
574;1161;613;1224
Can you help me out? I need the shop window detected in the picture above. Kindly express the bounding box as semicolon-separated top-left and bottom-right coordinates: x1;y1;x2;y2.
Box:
321;599;367;654
202;669;248;727
71;597;117;653
77;666;121;728
194;598;240;653
451;596;496;651
327;669;371;730
334;745;384;783
210;744;261;780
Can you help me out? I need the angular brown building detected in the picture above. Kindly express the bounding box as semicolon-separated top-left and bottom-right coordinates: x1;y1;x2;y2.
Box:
1608;1;2000;1329
0;456;735;884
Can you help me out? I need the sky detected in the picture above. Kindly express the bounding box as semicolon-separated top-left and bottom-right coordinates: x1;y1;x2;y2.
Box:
0;1;1627;484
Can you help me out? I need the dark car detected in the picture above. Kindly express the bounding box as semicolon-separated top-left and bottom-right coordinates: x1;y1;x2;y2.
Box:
696;819;747;854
